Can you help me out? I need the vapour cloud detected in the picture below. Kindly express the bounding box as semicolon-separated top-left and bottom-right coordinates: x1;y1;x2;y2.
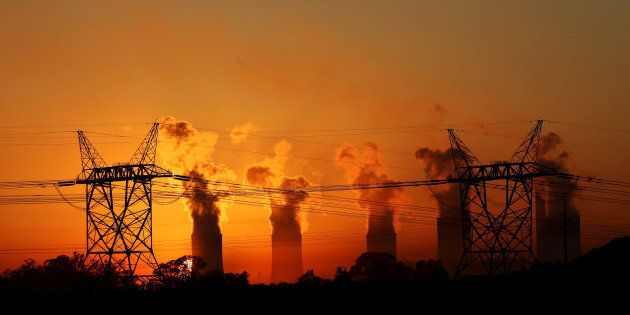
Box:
158;116;236;232
245;140;311;234
415;147;459;219
335;142;401;235
230;122;257;144
538;132;578;216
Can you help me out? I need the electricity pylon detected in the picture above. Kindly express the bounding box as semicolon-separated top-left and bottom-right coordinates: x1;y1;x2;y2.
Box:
76;123;171;280
448;121;557;276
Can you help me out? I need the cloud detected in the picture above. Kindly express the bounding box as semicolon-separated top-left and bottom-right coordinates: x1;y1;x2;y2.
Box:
230;122;258;144
158;116;236;232
270;176;310;235
245;166;275;188
415;147;459;218
245;140;313;234
335;142;401;234
538;132;578;216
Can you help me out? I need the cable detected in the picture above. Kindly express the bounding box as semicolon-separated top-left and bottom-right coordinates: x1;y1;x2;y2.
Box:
52;184;85;211
0;122;152;129
196;120;533;135
458;129;630;153
546;120;630;134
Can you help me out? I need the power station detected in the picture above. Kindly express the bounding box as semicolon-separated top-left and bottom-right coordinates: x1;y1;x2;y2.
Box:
67;120;581;281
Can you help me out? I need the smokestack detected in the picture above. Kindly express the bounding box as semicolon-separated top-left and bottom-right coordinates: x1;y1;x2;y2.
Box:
366;231;396;256
415;147;464;275
335;143;401;259
246;164;308;283
535;187;547;258
271;233;303;283
185;169;225;274
536;132;581;263
192;224;223;273
158;116;236;274
269;177;309;283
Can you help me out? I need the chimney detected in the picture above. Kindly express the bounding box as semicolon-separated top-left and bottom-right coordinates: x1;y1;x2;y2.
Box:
535;188;547;259
538;199;581;263
191;223;223;273
366;231;397;258
271;233;303;283
437;215;462;276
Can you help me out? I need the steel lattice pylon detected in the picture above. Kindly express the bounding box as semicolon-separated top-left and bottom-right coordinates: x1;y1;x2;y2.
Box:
76;123;171;279
448;121;557;276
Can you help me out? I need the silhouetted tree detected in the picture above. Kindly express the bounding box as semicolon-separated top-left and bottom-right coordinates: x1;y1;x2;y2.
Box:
3;259;40;286
333;266;351;285
2;252;89;293
349;252;414;282
298;269;327;287
414;259;449;280
224;271;250;288
154;255;206;288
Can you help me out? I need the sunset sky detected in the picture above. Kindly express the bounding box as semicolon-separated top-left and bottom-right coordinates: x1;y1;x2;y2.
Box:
1;1;629;282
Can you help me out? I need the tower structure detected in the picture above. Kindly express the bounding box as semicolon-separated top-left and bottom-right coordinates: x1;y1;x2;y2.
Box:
448;121;557;276
76;123;171;280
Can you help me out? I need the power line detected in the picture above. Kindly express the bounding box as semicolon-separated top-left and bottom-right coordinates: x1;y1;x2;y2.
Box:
547;120;630;134
0;122;152;129
458;129;630;153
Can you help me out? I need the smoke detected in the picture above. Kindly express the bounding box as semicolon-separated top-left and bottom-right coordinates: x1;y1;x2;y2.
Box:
429;103;448;122
246;166;275;188
245;141;311;234
270;177;310;235
230;122;257;144
158;116;236;233
415;147;453;178
334;142;401;235
159;116;196;145
538;132;578;216
415;147;459;219
183;168;223;235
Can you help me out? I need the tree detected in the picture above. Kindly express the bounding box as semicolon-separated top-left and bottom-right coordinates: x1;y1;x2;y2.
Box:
224;271;250;288
2;252;88;293
349;252;414;282
414;259;449;280
298;269;326;287
154;255;206;288
333;266;351;285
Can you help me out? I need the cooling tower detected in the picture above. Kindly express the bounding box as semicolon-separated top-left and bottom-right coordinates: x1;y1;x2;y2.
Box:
271;233;303;283
437;216;463;276
538;214;581;263
535;190;547;258
366;231;397;258
191;231;223;273
536;194;581;263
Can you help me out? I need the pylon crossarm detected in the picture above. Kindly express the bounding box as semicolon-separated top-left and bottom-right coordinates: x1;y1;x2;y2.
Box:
77;164;172;184
447;129;479;178
511;120;543;164
77;131;108;181
129;122;160;165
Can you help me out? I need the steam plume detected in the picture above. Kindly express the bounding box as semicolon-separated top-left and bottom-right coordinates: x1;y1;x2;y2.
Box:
245;141;310;282
158;116;235;272
244;143;311;234
271;177;310;235
230;122;257;144
538;132;578;216
414;147;459;218
246;166;275;188
335;143;400;254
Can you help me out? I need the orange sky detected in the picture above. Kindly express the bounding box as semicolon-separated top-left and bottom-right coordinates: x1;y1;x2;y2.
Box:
1;1;629;282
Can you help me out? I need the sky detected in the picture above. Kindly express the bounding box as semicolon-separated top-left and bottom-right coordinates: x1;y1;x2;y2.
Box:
0;0;629;282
